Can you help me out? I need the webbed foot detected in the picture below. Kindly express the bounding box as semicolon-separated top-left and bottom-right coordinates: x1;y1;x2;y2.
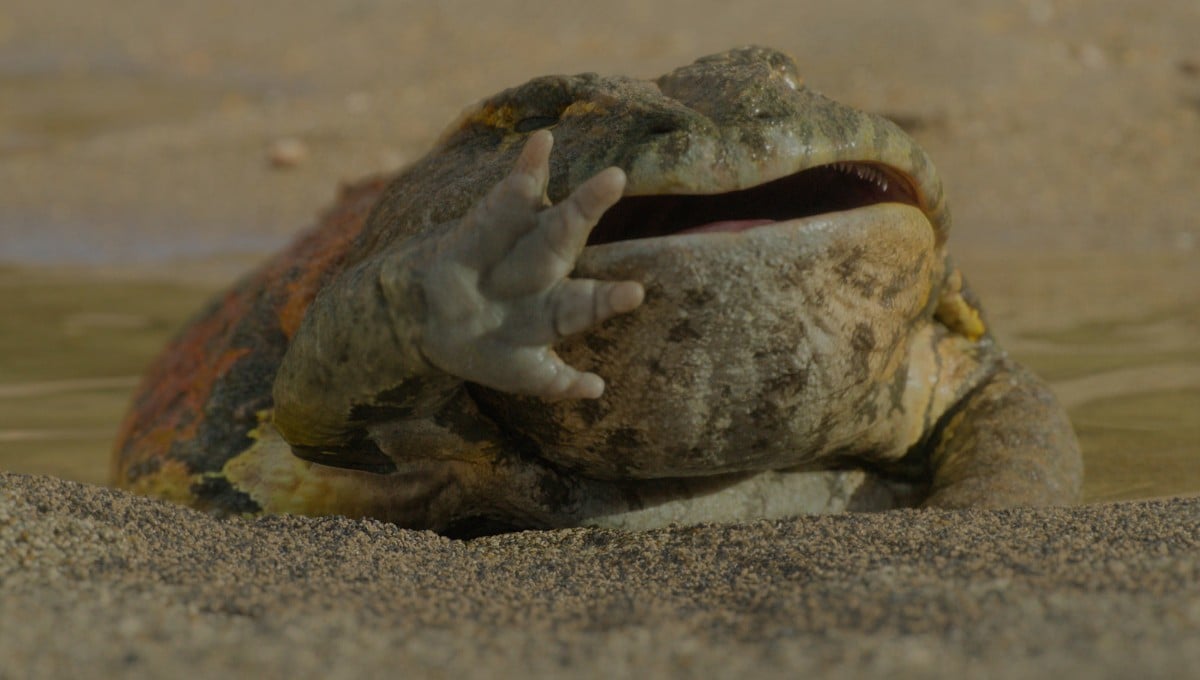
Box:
418;130;644;399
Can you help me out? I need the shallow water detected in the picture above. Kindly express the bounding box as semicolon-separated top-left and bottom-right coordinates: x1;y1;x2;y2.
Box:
1017;319;1200;503
0;257;1196;503
0;268;213;484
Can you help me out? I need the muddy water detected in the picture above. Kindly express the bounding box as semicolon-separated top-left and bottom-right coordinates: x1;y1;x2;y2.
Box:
1016;317;1200;503
0;256;1197;503
0;268;214;484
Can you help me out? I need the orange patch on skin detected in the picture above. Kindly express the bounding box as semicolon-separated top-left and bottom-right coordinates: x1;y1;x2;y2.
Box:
112;334;250;485
276;177;387;338
113;175;388;488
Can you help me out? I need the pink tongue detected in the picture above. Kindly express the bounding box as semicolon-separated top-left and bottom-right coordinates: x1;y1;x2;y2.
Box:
677;218;776;235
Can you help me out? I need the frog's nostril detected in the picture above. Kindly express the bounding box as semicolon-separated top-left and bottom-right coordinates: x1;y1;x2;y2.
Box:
648;122;678;136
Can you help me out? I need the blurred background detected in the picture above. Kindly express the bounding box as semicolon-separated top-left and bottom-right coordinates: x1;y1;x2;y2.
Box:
1;0;1197;499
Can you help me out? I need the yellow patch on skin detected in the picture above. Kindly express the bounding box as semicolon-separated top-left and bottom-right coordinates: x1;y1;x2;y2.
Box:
935;269;986;341
561;100;605;118
124;459;199;506
438;103;519;144
936;293;986;341
470;103;519;129
220;415;407;519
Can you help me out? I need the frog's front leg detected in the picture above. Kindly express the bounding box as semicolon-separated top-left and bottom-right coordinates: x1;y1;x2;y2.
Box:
923;357;1083;508
271;130;644;462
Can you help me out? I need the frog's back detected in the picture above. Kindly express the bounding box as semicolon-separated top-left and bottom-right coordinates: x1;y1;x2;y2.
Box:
111;177;389;510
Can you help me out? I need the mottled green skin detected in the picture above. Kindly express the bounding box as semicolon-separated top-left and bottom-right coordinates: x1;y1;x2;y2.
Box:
114;47;1082;532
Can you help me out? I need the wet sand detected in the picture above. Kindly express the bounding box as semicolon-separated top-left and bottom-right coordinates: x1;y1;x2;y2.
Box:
2;0;1199;676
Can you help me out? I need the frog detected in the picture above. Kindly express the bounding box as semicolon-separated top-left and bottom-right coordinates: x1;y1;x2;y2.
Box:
112;47;1082;533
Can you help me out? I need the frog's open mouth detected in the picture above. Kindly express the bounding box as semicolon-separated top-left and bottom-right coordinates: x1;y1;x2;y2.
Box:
586;162;921;246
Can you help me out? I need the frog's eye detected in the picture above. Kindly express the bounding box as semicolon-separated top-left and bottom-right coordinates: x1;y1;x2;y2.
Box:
514;115;560;133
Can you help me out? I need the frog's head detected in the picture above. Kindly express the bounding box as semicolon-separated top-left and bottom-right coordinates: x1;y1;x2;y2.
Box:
379;48;958;475
416;45;947;249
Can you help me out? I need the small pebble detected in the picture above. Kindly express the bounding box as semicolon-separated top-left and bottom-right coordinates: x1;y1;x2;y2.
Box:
267;137;309;169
